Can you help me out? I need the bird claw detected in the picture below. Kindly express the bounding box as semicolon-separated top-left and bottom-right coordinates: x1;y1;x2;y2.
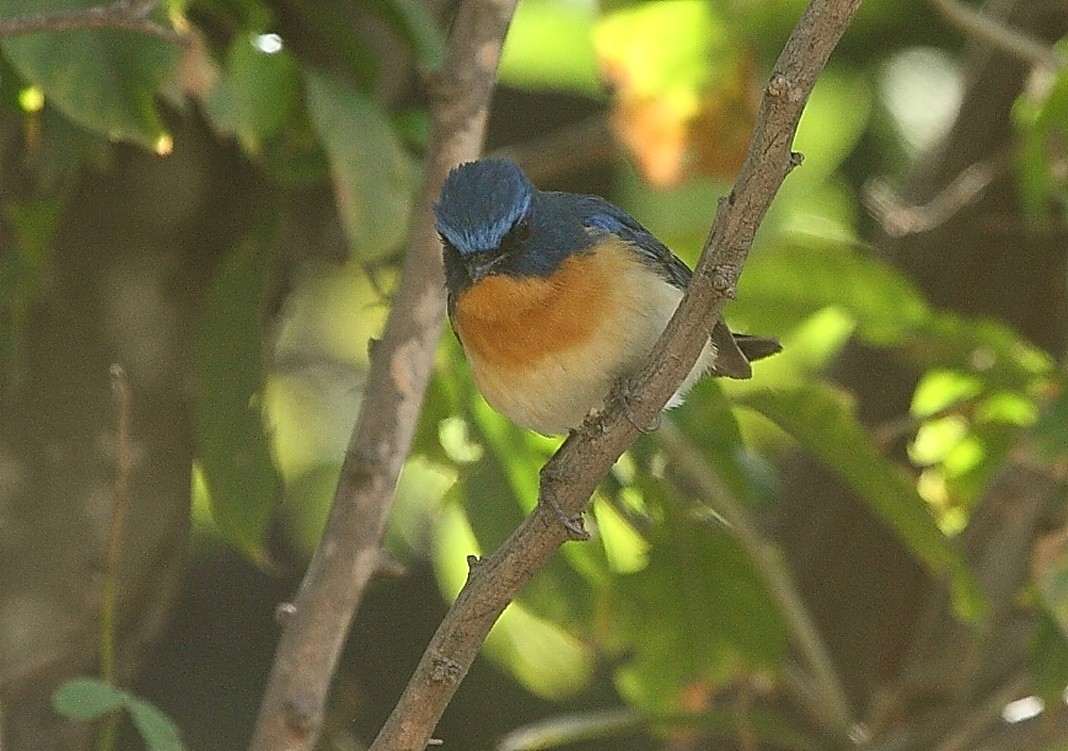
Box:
617;379;661;433
539;494;589;540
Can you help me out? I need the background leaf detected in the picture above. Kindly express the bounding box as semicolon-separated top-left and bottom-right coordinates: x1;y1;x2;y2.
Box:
740;385;987;620
1;0;178;147
205;32;300;154
51;678;125;721
305;70;415;261
193;233;282;564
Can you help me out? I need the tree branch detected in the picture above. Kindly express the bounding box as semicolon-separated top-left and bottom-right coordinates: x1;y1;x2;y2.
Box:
367;1;863;749
0;0;181;44
929;0;1064;70
245;1;519;749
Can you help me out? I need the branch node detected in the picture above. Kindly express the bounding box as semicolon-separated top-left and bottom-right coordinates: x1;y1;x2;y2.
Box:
429;655;464;684
274;602;297;626
788;151;805;171
283;693;319;735
344;445;384;484
766;73;791;98
711;266;736;295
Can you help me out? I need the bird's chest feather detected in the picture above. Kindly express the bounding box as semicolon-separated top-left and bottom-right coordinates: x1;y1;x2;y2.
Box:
451;249;612;368
450;239;682;433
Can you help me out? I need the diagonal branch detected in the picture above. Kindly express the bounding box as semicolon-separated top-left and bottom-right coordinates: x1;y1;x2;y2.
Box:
368;1;863;749
245;1;519;749
929;0;1064;70
0;0;181;44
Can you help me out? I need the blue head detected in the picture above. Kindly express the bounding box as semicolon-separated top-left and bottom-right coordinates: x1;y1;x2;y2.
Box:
434;159;592;296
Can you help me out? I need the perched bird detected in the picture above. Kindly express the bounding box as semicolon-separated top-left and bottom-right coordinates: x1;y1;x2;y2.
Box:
434;158;780;436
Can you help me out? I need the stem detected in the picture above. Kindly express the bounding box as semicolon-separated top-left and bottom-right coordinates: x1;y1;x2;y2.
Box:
658;419;860;738
98;364;133;751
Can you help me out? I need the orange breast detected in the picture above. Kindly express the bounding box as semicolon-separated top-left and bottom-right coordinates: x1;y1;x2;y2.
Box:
451;245;620;370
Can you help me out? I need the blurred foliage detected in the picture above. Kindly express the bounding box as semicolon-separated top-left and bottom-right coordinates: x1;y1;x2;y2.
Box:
2;0;1068;748
52;679;185;751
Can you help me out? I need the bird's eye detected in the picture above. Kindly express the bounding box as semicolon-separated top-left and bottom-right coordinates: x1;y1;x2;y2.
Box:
501;217;531;255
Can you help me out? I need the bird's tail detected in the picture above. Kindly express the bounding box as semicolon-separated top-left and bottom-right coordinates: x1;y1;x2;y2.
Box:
709;320;781;379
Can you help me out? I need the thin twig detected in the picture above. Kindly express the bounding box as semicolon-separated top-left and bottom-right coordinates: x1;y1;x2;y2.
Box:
367;2;863;749
246;1;518;750
492;114;616;185
0;0;181;43
929;0;1063;70
864;156;1006;238
99;364;133;751
659;419;861;738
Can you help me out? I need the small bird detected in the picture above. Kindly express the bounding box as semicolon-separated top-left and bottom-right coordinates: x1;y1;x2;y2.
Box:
434;158;780;436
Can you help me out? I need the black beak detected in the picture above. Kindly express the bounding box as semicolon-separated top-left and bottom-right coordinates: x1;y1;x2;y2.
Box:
464;250;500;283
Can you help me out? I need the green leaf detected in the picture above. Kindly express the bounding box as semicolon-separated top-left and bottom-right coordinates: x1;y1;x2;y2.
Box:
1;197;60;389
1012;61;1068;222
305;71;414;261
52;680;186;751
912;313;1052;391
193;232;281;563
432;500;595;699
205;32;300;154
498;0;602;95
51;678;125;721
367;0;446;70
611;512;788;712
1030;611;1068;705
793;69;872;182
1034;379;1068;460
740;384;987;620
126;696;186;751
736;236;930;345
1;0;178;148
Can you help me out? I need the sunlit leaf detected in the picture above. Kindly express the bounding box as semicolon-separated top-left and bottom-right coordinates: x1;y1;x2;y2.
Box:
736;236;930;345
740;384;987;620
498;0;601;95
1;0;178;148
432;500;594;699
305;71;414;261
793;69;873;182
911;313;1052;390
193;233;281;564
911;369;983;417
595;0;756;185
1012;60;1068;222
611;512;787;712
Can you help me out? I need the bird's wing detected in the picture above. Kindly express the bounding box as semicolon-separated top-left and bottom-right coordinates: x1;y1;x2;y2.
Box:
573;194;765;379
571;195;693;289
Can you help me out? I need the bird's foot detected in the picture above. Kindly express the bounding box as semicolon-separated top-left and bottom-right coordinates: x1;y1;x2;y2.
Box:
617;379;661;434
539;494;589;540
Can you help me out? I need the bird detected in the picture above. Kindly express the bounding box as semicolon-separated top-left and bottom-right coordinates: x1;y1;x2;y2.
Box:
434;158;780;436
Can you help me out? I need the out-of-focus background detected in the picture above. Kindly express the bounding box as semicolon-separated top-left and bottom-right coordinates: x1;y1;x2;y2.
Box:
2;0;1067;749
